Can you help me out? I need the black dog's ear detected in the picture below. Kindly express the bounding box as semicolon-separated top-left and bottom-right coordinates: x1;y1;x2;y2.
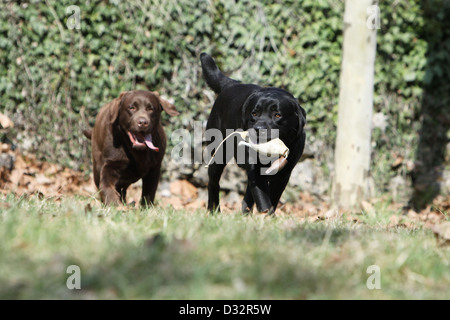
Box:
294;99;307;135
299;105;306;128
241;90;261;125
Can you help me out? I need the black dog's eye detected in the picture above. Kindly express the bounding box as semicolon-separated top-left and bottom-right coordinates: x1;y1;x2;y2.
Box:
274;113;282;119
251;112;257;117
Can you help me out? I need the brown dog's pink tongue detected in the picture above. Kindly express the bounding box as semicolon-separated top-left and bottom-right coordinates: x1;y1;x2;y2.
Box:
144;134;159;152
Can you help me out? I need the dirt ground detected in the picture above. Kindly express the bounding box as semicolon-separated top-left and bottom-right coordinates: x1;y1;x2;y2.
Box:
1;144;448;232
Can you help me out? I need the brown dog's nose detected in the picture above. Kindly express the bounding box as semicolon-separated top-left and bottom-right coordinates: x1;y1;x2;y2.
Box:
137;117;149;128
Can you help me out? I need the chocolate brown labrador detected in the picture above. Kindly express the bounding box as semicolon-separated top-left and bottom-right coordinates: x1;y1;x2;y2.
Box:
84;90;179;206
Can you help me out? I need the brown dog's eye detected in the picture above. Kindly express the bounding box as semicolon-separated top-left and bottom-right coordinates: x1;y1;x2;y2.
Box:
274;113;282;118
128;105;136;111
146;105;154;111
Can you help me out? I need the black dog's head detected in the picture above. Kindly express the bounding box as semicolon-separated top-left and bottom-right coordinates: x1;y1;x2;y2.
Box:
242;87;306;145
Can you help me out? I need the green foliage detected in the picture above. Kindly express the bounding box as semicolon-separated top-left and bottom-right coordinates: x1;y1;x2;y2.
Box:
0;0;441;194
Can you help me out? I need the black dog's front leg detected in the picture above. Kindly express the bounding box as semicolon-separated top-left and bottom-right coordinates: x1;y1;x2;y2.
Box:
242;186;254;214
268;171;291;211
207;162;226;213
246;165;273;214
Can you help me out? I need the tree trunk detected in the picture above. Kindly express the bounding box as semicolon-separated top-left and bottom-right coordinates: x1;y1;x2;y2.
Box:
332;0;378;210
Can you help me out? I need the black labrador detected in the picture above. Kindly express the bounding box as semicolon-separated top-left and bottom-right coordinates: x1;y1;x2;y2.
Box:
200;53;306;215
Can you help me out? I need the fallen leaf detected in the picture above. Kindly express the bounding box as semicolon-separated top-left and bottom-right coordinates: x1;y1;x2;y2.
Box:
0;202;11;209
0;143;11;152
361;200;374;213
35;174;52;185
0;113;13;129
432;222;450;245
389;214;401;227
324;209;339;219
407;209;419;219
185;200;206;210
391;156;404;169
170;180;198;200
9;169;25;186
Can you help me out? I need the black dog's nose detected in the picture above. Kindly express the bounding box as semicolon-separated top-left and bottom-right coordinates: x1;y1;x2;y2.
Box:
253;124;268;136
249;124;272;144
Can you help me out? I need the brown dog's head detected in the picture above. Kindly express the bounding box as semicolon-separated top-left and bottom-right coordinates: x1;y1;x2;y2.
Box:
112;90;179;151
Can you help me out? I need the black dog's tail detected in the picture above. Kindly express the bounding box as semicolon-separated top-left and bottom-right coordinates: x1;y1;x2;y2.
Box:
200;53;239;94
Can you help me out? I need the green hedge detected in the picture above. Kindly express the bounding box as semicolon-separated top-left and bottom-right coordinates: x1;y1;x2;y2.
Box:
0;0;447;195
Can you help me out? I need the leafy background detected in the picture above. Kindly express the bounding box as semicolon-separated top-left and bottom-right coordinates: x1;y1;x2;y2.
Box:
0;0;448;206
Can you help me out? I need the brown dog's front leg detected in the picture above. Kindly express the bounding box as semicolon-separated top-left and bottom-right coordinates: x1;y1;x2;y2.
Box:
100;188;121;205
141;166;161;207
99;163;122;205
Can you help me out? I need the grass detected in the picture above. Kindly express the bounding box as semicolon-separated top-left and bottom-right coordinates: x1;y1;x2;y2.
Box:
0;193;448;300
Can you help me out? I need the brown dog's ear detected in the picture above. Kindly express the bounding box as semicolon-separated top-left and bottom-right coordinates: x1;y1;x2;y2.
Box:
83;128;92;140
119;91;129;99
159;97;179;116
150;91;179;116
110;91;129;122
151;92;178;116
